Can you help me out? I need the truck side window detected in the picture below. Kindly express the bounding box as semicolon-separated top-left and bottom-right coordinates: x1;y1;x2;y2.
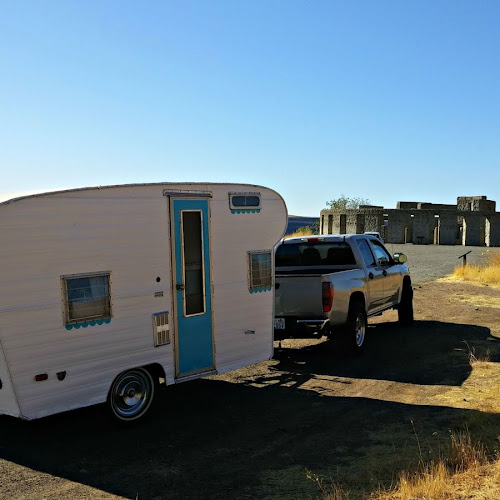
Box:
370;240;392;266
357;240;376;267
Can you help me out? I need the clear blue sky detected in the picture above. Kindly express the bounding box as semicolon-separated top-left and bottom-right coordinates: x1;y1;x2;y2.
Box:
1;1;499;215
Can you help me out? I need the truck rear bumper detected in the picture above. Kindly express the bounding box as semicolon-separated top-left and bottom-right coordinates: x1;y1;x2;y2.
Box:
274;317;328;340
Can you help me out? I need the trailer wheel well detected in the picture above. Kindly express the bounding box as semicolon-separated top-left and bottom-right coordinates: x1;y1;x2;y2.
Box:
143;363;166;386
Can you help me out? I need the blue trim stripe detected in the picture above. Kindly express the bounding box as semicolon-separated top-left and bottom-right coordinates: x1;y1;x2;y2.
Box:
66;317;111;330
249;286;272;294
231;209;261;214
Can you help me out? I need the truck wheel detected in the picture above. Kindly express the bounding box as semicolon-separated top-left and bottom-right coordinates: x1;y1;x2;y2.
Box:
341;301;367;355
108;368;155;423
398;281;414;325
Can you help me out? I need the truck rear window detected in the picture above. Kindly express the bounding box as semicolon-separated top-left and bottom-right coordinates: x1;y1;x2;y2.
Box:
275;242;356;267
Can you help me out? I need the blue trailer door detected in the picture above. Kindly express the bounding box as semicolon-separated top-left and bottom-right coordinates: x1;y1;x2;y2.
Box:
172;198;214;377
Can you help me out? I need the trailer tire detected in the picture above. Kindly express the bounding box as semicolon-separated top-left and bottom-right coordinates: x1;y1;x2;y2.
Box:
398;280;414;325
108;367;155;423
340;301;367;356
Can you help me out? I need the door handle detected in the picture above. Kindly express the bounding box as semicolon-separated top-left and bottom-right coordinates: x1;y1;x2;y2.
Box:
368;273;374;280
176;283;185;290
383;270;387;276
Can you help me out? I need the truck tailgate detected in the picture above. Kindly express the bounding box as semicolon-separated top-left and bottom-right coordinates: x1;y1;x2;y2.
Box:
275;274;323;317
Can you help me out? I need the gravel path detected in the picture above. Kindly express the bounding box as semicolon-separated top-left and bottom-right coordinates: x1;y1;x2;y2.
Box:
383;243;493;283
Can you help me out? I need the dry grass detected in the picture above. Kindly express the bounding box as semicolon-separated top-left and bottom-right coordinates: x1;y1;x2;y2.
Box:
320;459;500;500
372;453;500;500
317;429;500;500
285;226;315;238
307;469;350;500
453;250;500;286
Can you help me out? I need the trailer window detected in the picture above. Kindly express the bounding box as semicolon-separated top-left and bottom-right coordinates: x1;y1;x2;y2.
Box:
248;250;272;292
229;192;261;213
63;272;111;326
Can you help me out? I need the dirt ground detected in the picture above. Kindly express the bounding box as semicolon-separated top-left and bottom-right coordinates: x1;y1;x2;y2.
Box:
1;280;499;500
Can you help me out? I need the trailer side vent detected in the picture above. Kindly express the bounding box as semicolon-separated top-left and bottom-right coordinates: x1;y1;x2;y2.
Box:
153;311;170;346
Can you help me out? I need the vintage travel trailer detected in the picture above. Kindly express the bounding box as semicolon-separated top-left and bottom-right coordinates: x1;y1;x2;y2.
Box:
0;183;287;421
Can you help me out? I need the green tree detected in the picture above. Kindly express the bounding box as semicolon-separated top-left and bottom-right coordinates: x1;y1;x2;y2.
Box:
325;195;371;210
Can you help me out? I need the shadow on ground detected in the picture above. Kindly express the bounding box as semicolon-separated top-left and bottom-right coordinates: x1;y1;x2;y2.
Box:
0;320;498;499
272;319;497;387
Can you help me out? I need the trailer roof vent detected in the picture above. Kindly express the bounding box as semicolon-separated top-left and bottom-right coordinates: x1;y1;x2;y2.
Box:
153;311;170;346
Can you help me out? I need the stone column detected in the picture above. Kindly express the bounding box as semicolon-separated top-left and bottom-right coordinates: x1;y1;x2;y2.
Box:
327;214;333;234
411;212;435;244
386;212;411;244
462;214;483;246
485;215;500;247
364;213;383;233
346;213;357;233
437;214;458;245
356;213;365;234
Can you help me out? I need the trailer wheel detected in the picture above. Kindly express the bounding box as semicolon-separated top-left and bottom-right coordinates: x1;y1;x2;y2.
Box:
108;368;155;423
340;301;367;356
398;280;414;325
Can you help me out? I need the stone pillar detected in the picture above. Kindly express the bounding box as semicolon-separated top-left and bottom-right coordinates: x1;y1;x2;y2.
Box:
346;213;358;233
339;214;347;234
356;213;365;234
330;214;342;234
437;214;458;245
327;214;333;234
364;213;383;233
412;212;435;244
486;214;500;246
386;212;411;244
462;214;483;246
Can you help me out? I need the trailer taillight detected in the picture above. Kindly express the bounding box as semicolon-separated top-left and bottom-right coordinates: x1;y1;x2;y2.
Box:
322;282;333;312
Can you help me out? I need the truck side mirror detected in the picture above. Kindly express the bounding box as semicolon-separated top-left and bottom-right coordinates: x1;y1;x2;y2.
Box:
378;256;389;266
393;253;407;264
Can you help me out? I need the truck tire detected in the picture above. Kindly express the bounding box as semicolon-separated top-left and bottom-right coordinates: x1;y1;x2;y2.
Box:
398;281;414;325
340;301;367;356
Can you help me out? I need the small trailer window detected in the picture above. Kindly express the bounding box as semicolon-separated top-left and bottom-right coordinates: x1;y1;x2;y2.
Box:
248;250;272;292
229;192;261;212
62;272;111;326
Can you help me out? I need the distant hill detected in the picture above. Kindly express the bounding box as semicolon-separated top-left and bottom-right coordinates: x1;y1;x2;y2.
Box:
286;215;319;235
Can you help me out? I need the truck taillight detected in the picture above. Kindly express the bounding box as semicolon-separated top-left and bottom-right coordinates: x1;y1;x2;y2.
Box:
322;282;333;312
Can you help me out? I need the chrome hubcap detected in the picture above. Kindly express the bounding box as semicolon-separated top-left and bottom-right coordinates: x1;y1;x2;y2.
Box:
355;313;366;347
112;371;151;418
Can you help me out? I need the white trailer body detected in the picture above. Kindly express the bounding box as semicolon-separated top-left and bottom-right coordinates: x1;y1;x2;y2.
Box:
0;183;287;420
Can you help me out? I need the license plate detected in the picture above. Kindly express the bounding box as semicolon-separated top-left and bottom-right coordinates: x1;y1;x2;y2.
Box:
274;318;285;330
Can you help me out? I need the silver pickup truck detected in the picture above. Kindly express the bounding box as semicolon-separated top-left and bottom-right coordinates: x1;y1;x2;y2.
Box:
274;234;413;354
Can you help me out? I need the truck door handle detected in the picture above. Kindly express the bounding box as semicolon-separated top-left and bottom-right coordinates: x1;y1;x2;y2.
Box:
383;270;387;276
176;283;185;290
368;273;374;280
